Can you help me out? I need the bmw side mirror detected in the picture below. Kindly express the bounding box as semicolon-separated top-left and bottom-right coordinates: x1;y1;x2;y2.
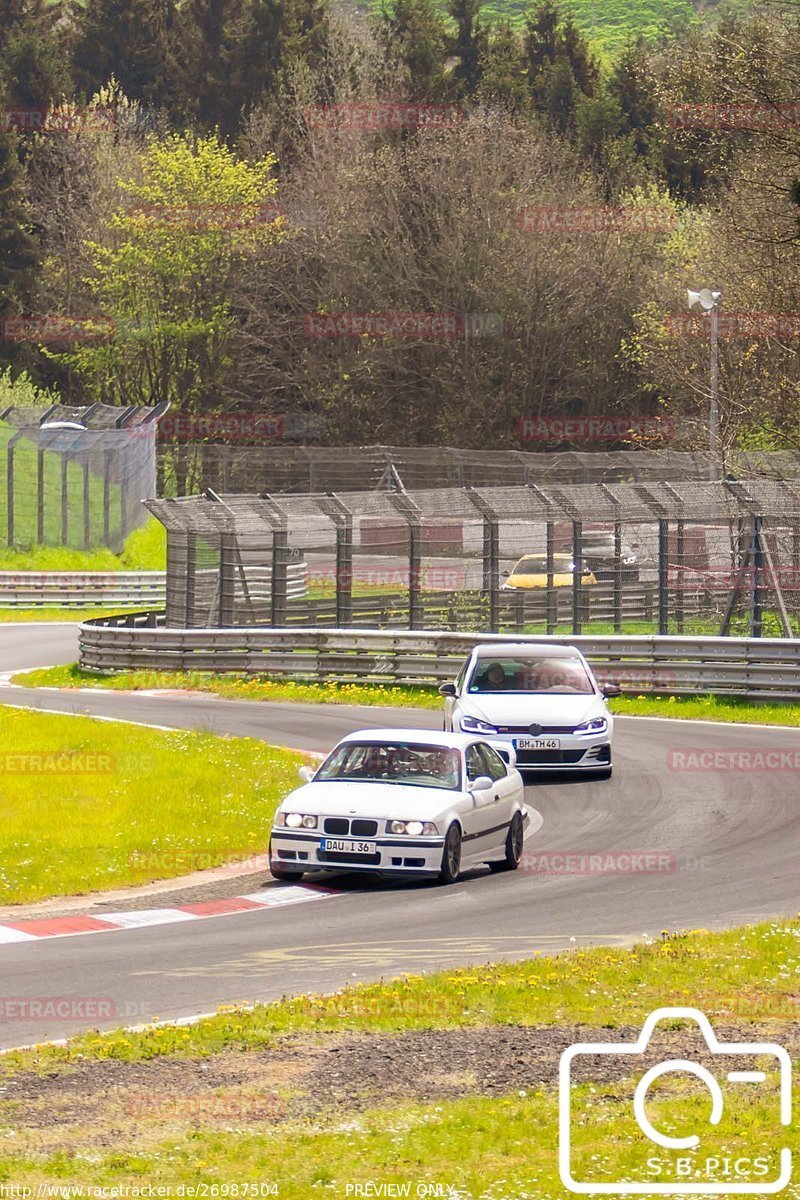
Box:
438;682;457;697
602;684;622;698
298;764;316;782
469;775;493;793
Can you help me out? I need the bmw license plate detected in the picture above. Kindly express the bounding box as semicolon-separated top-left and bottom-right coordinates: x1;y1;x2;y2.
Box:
322;838;376;855
515;737;561;750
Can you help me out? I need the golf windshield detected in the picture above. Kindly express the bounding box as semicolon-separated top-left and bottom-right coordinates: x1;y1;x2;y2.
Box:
316;742;462;790
510;556;575;574
469;656;594;694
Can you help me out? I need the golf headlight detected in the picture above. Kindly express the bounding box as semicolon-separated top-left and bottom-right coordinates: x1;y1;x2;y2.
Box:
389;820;437;836
460;715;497;734
574;717;608;736
281;813;317;829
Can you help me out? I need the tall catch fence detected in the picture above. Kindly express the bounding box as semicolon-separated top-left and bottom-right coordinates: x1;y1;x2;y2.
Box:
158;444;800;496
1;402;167;551
145;479;800;636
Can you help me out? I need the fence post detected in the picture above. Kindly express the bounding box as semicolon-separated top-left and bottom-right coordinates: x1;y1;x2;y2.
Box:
83;461;91;549
546;522;556;634
613;521;622;633
185;533;197;627
572;520;583;635
219;533;236;626
61;457;69;544
658;519;669;635
6;439;14;548
388;492;424;630
675;519;685;633
750;515;764;638
271;528;289;627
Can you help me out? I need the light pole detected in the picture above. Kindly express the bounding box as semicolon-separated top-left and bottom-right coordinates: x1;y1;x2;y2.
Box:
687;287;722;476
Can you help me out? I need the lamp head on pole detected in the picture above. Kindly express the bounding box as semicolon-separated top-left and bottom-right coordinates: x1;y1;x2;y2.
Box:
687;287;722;311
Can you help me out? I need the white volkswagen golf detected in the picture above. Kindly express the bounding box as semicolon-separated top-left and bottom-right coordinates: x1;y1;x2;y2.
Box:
441;643;619;777
269;729;527;885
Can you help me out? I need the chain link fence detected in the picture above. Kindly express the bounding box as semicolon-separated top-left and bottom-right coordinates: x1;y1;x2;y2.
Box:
146;479;800;636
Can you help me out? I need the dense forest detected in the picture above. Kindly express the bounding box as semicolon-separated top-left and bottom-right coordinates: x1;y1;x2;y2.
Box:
0;0;798;452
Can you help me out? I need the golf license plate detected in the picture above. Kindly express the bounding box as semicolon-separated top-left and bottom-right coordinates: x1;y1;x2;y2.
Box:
515;737;561;750
322;838;376;855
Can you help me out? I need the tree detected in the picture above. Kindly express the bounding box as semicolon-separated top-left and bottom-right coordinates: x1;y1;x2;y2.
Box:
477;22;528;113
57;133;285;422
0;123;40;368
0;0;68;115
448;0;487;99
71;0;179;114
381;0;451;102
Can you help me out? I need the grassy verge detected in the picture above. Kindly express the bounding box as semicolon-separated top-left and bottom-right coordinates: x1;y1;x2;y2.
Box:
0;705;307;904
0;515;166;571
12;662;443;708
0;921;796;1192
0;606;144;623
12;663;800;726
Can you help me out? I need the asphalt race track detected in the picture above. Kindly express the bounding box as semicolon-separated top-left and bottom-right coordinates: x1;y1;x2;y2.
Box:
0;622;798;1050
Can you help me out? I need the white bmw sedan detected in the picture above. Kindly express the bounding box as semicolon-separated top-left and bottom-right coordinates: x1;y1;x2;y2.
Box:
269;729;527;885
441;643;619;778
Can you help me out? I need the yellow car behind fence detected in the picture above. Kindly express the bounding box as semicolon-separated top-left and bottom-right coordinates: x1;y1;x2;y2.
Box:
502;553;598;590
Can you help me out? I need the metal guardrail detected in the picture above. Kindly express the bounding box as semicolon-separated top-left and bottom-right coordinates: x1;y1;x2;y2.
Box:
0;565;308;608
78;621;800;700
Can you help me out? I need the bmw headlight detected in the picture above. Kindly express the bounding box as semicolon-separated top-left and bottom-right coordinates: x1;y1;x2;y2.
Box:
460;715;497;734
574;717;608;736
389;820;438;835
280;813;318;829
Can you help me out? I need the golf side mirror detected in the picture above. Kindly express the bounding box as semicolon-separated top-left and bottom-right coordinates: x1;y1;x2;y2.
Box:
298;764;316;782
602;683;622;698
438;682;457;697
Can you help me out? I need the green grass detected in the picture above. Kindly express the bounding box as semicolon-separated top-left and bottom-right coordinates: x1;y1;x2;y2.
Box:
0;515;166;571
0;922;796;1192
12;663;800;725
2;920;796;1069
12;662;444;708
0;423;123;551
0;704;308;904
0;607;143;622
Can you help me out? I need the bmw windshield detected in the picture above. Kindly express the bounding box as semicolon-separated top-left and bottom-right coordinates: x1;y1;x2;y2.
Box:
315;742;462;790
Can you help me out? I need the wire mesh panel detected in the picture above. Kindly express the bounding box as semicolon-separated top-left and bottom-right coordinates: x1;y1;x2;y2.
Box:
146;480;800;637
0;404;165;551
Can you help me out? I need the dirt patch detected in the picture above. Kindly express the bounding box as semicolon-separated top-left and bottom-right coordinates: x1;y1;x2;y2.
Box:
1;1020;795;1155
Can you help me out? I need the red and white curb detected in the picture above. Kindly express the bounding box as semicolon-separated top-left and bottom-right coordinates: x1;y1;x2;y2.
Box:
0;885;338;945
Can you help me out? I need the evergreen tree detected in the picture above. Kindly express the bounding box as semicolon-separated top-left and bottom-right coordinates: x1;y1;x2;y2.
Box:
0;122;40;365
0;0;68;114
448;0;486;99
72;0;178;111
478;21;528;113
382;0;451;102
607;39;659;159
